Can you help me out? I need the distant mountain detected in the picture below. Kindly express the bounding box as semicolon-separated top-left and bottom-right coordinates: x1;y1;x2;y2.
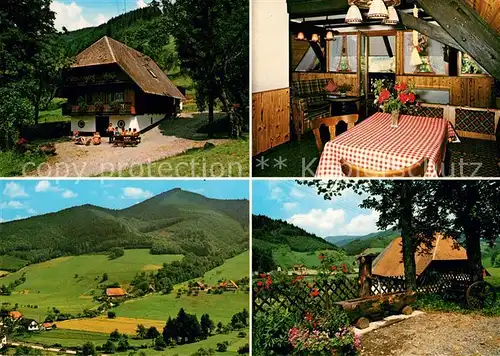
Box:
329;230;401;256
0;189;248;271
326;230;400;247
253;215;338;252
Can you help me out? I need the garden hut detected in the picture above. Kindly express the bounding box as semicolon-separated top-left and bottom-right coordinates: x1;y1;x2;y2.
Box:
252;0;500;176
60;36;185;135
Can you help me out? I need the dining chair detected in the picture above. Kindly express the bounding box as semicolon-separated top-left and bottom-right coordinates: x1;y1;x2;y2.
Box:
312;114;359;152
340;157;429;177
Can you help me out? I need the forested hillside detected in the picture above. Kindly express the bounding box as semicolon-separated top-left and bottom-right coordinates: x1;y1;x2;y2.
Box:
339;230;401;255
60;6;179;73
0;189;248;271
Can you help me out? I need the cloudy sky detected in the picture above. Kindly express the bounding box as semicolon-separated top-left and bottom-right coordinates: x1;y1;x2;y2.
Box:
252;180;381;239
50;0;151;31
0;180;249;223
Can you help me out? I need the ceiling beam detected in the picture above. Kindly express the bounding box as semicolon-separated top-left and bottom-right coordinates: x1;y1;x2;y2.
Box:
397;11;464;51
416;0;500;79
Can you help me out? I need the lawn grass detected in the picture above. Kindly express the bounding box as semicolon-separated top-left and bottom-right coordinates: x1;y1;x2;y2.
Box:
272;247;356;270
0;150;47;177
38;108;71;123
100;138;249;177
0;250;183;320
111;289;249;325
197;251;249;285
13;328;248;356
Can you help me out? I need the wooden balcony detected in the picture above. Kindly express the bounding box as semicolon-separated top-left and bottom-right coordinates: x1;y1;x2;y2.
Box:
69;103;136;116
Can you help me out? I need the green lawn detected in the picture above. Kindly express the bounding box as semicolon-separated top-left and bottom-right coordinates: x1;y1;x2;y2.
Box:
14;328;248;356
0;250;183;320
101;138;249;177
198;252;249;285
111;289;248;325
272;247;356;270
38;108;71;123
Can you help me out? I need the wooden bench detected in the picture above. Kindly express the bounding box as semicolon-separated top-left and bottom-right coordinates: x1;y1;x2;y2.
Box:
113;136;141;147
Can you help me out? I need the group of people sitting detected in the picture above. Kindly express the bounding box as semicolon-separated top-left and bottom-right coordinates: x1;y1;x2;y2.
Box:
73;123;141;146
107;123;140;144
74;131;102;146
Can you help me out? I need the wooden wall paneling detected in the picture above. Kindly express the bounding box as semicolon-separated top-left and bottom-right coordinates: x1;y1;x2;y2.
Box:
252;88;291;156
396;31;404;75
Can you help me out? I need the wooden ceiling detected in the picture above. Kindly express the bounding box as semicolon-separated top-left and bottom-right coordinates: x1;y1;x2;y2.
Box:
465;0;500;33
288;0;500;33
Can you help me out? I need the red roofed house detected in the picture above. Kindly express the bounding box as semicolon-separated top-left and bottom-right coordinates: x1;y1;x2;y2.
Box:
60;36;185;135
8;311;22;320
106;287;128;298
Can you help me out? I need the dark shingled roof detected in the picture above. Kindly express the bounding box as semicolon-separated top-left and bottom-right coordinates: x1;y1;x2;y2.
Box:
72;36;185;100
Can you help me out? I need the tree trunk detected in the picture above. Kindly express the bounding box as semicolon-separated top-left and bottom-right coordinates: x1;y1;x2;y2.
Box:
34;77;42;125
462;185;484;283
208;90;214;139
399;182;417;291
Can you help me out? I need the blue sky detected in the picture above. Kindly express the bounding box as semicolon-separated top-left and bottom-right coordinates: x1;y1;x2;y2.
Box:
0;180;248;223
50;0;152;31
252;180;381;239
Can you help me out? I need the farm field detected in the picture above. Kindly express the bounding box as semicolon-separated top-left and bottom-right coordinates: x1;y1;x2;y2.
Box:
56;316;166;335
0;250;183;319
14;328;249;356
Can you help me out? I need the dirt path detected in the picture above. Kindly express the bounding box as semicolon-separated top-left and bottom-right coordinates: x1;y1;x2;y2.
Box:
29;118;230;177
360;312;500;356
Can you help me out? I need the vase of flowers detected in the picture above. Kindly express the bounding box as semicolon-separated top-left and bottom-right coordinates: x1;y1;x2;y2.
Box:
373;80;416;128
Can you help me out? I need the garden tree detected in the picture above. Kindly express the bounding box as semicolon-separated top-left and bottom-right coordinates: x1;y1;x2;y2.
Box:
31;35;72;124
230;309;249;329
216;321;223;334
162;0;249;137
433;180;500;282
107;311;116;319
146;326;160;339
136;324;147;339
117;338;129;352
108;247;125;260
200;313;214;338
302;180;442;291
0;86;34;149
102;340;116;353
81;342;96;356
252;245;276;273
109;329;121;341
162;308;202;345
154;335;167;350
101;273;109;282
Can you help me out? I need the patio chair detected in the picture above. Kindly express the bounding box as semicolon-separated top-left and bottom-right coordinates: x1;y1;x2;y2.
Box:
340;157;429;177
312;114;359;153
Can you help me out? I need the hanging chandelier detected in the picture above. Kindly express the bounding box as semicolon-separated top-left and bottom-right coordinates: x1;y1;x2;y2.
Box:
345;0;401;25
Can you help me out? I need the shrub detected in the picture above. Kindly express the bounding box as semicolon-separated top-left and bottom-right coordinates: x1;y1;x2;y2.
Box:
237;331;246;338
82;342;96;356
253;304;295;356
237;344;249;354
216;341;228;352
108;311;116;319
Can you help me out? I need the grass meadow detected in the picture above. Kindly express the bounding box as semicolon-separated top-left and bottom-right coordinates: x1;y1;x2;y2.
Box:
0;250;183;319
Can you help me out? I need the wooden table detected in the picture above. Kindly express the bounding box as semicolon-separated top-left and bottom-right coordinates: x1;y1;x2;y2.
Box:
326;95;362;114
315;112;449;177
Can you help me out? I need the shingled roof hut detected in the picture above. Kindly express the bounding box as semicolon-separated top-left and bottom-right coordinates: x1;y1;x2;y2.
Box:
372;234;479;279
61;36;185;134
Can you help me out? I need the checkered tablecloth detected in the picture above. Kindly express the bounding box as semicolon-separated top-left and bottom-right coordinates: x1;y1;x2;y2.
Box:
315;112;449;177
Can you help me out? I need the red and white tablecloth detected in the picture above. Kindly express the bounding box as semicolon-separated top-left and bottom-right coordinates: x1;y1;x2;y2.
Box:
315;112;449;177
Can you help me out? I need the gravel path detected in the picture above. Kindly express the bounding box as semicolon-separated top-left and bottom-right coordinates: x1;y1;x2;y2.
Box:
28;124;230;177
360;312;500;356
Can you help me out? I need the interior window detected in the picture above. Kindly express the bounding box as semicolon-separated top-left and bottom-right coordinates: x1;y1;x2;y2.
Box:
460;53;487;75
404;33;448;75
368;36;395;73
328;35;358;72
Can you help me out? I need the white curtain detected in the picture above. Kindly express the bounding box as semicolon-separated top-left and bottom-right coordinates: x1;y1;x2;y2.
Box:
347;35;358;72
328;36;343;71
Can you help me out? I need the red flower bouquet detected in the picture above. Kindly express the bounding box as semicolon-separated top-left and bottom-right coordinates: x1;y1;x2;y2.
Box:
373;80;417;128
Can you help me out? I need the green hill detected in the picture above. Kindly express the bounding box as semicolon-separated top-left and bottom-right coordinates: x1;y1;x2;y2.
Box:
337;230;401;255
0;189;248;271
252;215;350;272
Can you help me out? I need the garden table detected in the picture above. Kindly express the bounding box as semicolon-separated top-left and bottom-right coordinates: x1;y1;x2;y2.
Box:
315;112;451;177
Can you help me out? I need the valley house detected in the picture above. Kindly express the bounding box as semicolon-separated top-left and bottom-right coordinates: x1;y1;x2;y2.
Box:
60;36;185;135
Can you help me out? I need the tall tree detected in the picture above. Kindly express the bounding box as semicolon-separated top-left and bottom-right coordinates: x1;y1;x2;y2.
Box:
200;313;214;339
434;180;500;282
163;0;248;137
